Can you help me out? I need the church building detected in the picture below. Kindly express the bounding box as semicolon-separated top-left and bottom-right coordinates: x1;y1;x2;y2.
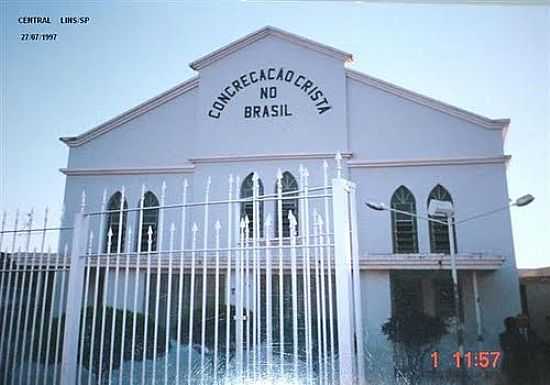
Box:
58;26;521;380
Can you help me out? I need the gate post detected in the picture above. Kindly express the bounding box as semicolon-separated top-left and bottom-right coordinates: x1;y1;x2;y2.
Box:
60;212;89;385
349;182;366;385
331;178;356;384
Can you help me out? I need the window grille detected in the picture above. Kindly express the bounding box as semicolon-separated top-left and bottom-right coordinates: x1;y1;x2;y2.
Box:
240;173;264;238
136;191;159;252
390;186;419;253
427;184;457;254
275;171;299;238
104;191;128;253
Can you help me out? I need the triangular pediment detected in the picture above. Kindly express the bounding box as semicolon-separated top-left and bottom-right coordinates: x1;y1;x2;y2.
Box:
189;26;353;71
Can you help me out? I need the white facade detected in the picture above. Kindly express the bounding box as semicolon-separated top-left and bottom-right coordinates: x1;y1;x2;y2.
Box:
59;26;521;374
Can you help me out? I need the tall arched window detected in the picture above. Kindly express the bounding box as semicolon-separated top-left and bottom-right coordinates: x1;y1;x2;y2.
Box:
390;186;419;253
104;191;128;254
275;171;299;238
136;191;159;252
240;173;264;238
428;184;457;254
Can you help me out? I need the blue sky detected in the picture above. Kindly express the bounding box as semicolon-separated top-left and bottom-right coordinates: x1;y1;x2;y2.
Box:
1;2;549;267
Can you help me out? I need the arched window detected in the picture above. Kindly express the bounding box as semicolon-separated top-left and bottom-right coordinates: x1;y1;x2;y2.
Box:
104;192;128;254
428;184;457;254
240;173;264;238
390;186;419;253
136;191;159;252
275;171;299;238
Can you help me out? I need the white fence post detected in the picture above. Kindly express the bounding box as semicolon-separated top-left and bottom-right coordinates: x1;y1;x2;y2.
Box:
349;182;366;385
60;212;89;385
331;177;356;384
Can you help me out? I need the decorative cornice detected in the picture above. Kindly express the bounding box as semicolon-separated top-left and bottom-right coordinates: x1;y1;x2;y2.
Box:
59;165;195;176
346;69;510;132
189;152;353;164
60;76;199;147
347;155;511;169
85;253;504;271
360;253;505;270
190;26;353;71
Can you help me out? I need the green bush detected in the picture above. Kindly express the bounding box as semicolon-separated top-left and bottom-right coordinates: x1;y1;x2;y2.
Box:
33;306;168;376
382;310;448;385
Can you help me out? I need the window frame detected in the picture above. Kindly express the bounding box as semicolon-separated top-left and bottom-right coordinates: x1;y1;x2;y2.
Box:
136;191;160;252
274;171;299;238
427;184;457;254
104;191;128;254
240;173;264;238
390;185;419;254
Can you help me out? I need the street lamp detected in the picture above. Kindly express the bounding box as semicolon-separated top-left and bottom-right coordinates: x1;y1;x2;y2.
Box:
513;194;535;207
365;194;534;375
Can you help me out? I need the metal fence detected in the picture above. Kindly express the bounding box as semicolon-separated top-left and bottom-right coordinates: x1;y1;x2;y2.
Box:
0;162;365;385
0;209;72;385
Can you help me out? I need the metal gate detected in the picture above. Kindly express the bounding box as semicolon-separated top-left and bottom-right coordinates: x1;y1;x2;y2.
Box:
0;160;365;385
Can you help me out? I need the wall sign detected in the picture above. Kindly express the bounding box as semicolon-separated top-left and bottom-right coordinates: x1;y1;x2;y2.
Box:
208;67;332;119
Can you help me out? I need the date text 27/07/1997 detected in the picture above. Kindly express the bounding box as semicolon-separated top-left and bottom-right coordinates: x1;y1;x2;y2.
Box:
20;33;57;41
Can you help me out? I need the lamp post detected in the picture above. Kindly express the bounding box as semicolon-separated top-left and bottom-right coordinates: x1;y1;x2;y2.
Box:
365;194;534;380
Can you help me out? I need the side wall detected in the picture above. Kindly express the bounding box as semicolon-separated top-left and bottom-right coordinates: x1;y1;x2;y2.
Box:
351;162;521;349
66;88;198;169
346;76;503;160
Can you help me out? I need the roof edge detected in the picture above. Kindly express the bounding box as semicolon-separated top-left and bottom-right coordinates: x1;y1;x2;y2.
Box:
60;76;199;147
519;267;550;278
346;69;510;131
190;26;353;71
60;165;195;176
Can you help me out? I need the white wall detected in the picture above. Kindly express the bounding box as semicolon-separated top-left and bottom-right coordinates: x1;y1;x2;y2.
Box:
196;35;348;157
346;77;503;160
361;271;393;381
66;88;198;169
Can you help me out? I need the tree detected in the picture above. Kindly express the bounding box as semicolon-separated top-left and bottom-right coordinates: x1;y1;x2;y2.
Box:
382;310;448;385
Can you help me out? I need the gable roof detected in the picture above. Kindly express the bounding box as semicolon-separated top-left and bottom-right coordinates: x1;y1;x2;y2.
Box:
189;26;353;71
60;76;199;147
346;69;510;133
60;27;510;148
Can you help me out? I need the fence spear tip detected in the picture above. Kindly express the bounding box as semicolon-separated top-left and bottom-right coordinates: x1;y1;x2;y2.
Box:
288;210;297;226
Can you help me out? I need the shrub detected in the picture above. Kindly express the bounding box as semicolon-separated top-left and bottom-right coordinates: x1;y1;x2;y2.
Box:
32;306;168;376
382;310;448;385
